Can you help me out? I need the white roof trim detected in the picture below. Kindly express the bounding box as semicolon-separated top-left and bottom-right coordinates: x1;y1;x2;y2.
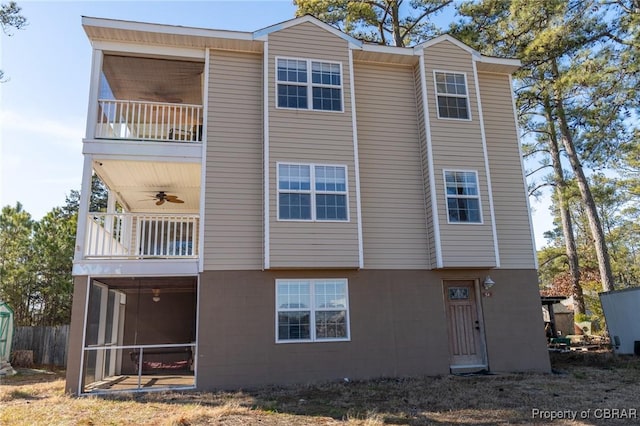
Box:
82;16;254;41
82;16;520;67
416;34;521;67
415;34;479;55
475;55;521;68
360;43;414;56
253;15;363;47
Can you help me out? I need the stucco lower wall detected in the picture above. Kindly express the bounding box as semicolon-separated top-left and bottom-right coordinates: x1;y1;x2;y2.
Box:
476;269;551;372
65;268;549;393
196;268;549;390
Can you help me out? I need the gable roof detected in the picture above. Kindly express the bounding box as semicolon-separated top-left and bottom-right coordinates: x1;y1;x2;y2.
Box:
253;14;363;48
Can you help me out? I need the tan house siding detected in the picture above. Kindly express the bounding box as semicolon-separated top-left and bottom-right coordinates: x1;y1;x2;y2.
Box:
479;72;536;269
423;41;496;267
268;22;358;268
354;62;430;269
204;50;263;270
414;62;437;268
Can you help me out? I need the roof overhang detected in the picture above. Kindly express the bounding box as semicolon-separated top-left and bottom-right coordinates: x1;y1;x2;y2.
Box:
82;16;263;53
82;15;520;72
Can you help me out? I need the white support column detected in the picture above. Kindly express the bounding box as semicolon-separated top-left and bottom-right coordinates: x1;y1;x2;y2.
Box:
74;155;94;261
85;49;103;140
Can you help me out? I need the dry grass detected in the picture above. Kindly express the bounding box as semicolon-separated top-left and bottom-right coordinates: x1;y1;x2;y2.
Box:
1;352;639;425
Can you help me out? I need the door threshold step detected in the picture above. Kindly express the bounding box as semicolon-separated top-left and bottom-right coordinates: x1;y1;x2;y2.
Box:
450;365;491;375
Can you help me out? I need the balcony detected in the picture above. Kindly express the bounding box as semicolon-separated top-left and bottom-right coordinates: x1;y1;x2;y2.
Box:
85;213;199;259
96;100;202;143
93;54;205;144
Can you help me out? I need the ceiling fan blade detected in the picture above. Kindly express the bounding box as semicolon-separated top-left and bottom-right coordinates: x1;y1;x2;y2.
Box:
168;198;185;203
156;199;165;206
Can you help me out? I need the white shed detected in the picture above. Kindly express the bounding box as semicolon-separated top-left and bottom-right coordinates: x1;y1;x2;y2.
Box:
600;287;640;355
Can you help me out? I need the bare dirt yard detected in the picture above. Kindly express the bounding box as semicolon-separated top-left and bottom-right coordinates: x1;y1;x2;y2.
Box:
1;351;639;425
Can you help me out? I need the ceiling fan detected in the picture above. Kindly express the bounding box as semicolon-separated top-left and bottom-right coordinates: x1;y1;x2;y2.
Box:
153;191;184;206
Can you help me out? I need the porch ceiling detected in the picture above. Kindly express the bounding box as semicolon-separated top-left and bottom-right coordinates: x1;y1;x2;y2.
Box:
102;55;203;105
94;159;200;214
94;276;197;293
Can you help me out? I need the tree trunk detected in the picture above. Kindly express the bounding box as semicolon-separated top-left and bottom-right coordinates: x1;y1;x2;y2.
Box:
551;58;616;292
390;1;403;47
543;95;585;313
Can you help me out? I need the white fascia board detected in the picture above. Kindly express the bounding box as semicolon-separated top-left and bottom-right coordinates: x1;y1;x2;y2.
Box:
72;259;199;277
360;43;414;56
82;139;203;161
91;40;205;60
475;55;521;68
253;15;363;47
82;16;253;41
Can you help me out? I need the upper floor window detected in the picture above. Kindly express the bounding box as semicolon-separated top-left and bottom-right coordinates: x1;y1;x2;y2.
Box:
278;163;348;221
276;279;350;343
277;58;343;112
434;71;470;120
444;170;481;223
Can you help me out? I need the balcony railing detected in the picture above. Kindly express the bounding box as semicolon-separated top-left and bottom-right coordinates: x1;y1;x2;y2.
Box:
95;99;203;143
85;213;199;259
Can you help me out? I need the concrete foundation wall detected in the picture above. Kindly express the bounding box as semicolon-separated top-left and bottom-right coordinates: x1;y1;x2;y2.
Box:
196;269;549;390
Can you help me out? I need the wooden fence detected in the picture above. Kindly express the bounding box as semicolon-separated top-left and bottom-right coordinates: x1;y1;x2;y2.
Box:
12;325;69;367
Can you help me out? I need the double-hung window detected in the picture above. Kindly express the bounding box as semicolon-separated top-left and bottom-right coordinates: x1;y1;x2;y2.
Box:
277;58;343;112
444;170;481;223
278;163;348;221
276;279;350;343
434;71;470;120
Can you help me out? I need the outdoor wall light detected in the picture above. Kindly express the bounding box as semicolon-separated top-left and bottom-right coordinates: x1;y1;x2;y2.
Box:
152;288;161;303
483;276;496;290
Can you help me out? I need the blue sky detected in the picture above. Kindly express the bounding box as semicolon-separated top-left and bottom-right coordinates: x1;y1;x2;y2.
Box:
0;0;554;248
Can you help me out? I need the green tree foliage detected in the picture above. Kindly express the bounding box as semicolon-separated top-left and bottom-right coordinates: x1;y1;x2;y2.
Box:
294;0;453;46
454;0;639;294
0;1;27;81
0;203;35;325
0;175;107;325
30;206;77;326
540;175;639;321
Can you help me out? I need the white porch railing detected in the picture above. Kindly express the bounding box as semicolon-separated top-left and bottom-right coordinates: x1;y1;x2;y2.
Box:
85;213;199;259
95;99;203;142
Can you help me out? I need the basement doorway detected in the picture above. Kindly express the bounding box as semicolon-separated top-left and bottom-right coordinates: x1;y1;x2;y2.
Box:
80;276;197;394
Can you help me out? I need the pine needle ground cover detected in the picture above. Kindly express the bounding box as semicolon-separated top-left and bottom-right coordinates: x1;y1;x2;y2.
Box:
1;352;639;425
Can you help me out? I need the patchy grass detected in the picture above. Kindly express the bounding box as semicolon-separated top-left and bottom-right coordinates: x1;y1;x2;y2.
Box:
1;353;639;425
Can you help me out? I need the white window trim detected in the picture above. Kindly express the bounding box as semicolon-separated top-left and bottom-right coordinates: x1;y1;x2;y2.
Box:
443;169;483;225
275;278;351;344
433;70;472;121
276;162;350;222
275;56;345;113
